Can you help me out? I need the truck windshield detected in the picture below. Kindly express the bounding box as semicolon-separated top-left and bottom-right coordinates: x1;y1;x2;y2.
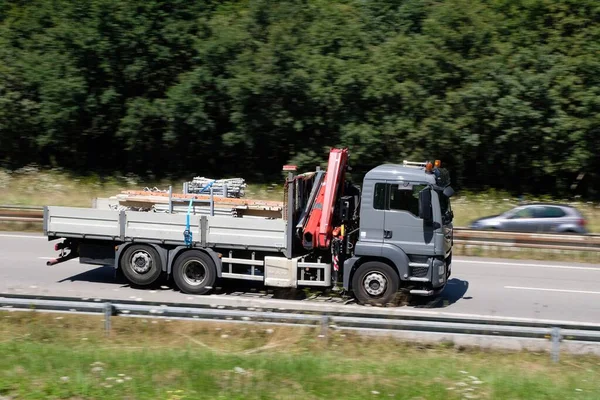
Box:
438;191;453;224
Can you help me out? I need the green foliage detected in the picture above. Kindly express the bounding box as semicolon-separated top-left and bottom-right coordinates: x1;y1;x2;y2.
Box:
0;0;599;196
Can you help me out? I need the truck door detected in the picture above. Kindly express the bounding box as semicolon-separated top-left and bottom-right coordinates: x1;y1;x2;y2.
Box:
383;182;436;255
358;181;386;247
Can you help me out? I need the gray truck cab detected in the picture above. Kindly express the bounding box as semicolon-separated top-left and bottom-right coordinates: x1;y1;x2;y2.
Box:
343;160;455;303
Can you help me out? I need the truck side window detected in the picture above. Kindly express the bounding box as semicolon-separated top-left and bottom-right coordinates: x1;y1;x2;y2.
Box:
373;183;386;210
389;184;420;216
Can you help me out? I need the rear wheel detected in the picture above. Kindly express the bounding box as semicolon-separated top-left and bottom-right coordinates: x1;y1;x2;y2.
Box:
352;262;399;305
172;250;216;295
120;245;163;286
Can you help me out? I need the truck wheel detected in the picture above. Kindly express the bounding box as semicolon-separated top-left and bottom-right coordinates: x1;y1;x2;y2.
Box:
120;245;163;286
172;250;216;295
352;262;399;305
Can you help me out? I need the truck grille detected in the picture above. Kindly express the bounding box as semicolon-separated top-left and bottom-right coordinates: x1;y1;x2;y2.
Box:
411;266;428;278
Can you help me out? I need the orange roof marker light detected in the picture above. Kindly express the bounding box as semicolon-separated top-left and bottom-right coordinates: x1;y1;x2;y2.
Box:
403;158;450;186
402;159;443;176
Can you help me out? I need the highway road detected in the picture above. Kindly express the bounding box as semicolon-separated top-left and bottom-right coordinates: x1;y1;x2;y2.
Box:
2;232;600;323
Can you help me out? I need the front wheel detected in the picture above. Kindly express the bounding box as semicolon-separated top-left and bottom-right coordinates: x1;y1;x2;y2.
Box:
351;262;399;305
172;250;216;295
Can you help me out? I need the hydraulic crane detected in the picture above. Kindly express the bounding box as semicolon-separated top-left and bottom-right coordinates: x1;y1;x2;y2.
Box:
300;148;349;250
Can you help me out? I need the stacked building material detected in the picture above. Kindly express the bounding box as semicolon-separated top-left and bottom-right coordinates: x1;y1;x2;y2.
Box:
152;203;236;217
183;177;246;198
109;190;283;219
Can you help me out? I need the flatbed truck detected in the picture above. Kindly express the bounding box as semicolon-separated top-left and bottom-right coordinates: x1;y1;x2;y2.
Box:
43;148;455;305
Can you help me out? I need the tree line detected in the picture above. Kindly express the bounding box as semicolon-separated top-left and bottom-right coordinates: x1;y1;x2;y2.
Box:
1;0;599;197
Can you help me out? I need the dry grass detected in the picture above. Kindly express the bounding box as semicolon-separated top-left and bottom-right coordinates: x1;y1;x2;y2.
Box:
1;310;600;399
1;168;599;263
0;167;140;207
0;167;283;208
2;168;597;231
451;190;600;233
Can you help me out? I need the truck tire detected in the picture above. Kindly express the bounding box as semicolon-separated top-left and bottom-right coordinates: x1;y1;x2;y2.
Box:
351;262;399;305
120;244;163;287
172;250;216;295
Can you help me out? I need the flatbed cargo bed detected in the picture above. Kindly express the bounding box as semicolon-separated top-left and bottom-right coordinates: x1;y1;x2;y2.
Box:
44;206;287;253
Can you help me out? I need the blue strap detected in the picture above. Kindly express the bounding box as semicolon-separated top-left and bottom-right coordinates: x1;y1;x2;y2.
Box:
183;198;193;246
199;180;216;193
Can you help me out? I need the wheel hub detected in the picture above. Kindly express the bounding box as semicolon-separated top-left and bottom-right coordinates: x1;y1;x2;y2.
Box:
364;272;387;296
131;251;152;274
182;260;207;286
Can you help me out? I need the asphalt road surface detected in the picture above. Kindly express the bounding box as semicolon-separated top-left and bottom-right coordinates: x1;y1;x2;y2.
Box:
1;232;600;323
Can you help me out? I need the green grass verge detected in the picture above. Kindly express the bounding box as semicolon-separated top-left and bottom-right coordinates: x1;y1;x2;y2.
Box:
1;311;600;399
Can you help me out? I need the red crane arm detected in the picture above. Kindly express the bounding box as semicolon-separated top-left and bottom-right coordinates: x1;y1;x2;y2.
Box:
301;148;349;250
317;148;348;248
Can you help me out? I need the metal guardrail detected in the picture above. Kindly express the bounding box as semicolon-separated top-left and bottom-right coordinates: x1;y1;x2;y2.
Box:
2;294;600;361
453;228;600;252
1;205;599;251
0;205;44;222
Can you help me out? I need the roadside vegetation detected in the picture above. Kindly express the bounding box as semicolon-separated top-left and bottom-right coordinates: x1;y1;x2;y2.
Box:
1;168;598;232
2;168;598;263
0;310;599;399
2;1;600;200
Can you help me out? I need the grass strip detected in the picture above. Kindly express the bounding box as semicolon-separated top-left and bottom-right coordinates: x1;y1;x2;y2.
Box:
0;311;599;399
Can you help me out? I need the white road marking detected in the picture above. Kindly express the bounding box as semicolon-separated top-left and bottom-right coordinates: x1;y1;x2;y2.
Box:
456;259;600;271
38;257;54;260
0;234;45;239
505;286;600;295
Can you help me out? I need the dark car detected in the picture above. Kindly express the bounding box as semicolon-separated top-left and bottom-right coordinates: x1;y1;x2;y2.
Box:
469;203;588;234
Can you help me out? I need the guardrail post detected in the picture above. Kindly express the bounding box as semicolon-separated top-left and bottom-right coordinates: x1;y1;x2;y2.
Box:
551;327;561;362
320;315;329;339
104;302;114;336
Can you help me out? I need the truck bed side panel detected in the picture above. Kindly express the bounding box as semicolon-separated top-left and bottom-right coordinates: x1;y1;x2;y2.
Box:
45;207;286;252
206;216;286;249
124;212;200;242
46;206;119;237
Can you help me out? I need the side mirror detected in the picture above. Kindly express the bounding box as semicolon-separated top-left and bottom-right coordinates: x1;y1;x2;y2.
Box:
443;186;455;198
419;188;432;223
